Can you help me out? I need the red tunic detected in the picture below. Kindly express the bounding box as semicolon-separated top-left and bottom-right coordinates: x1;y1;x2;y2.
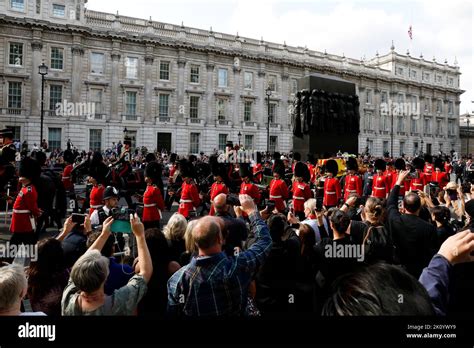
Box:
307;164;316;183
409;171;427;191
424;164;434;182
391;172;410;196
142;184;165;222
432;170;449;189
253;163;263;183
292;181;312;213
343;174;362;200
269;179;289;213
89;184;104;216
10;184;40;233
178;182;200;218
240;182;261;204
371;174;389;199
323;177;341;207
209;182;229;216
384;169;396;189
444;163;452;174
62;164;74;191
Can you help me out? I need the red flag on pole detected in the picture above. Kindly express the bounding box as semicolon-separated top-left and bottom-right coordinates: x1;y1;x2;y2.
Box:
408;25;413;40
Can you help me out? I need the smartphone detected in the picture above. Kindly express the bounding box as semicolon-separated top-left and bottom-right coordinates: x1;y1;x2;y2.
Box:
111;220;132;234
266;200;275;211
316;198;323;212
71;213;86;224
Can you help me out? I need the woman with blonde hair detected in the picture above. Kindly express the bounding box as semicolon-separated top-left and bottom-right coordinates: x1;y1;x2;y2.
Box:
162;213;187;262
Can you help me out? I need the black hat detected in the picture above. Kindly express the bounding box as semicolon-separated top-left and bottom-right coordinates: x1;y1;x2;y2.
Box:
256;151;262;164
0;129;14;139
19;157;41;180
465;199;474;218
412;157;425;171
394;158;406;171
63;149;75;163
188;154;197;163
273;158;286;177
294;161;310;182
88;153;108;183
434;157;444;171
145;161;162;184
239;163;253;178
179;159;195;179
293;152;301;162
374;159;386;172
169;153;178;163
210;155;228;180
31;150;47;167
424;154;433;164
325;159;339;176
273;152;281;161
123;136;132;146
145;153;156;163
346;157;358;171
307;153;316;165
103;186;119;200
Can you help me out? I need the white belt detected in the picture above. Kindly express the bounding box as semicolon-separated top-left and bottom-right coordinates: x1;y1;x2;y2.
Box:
413;183;423;187
270;195;282;199
293;196;305;200
326;192;336;195
374;187;386;190
62;177;70;180
90;204;103;209
347;190;357;193
144;203;156;207
13;209;31;214
180;199;193;203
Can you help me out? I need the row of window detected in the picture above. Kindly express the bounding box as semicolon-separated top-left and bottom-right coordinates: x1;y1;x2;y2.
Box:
367;139;452;157
366;114;456;136
396;66;456;86
10;0;69;18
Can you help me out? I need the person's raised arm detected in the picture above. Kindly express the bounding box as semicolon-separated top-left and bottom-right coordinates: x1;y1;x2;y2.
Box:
130;213;153;283
56;216;76;241
88;216;113;252
388;170;409;212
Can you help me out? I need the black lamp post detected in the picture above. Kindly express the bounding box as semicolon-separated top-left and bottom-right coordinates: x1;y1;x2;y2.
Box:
421;139;424;155
266;87;272;153
390;103;394;158
38;62;48;149
237;131;242;147
366;137;370;155
466;114;471;157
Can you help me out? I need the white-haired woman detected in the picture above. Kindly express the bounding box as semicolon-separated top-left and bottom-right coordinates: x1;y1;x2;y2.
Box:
162;213;187;262
61;215;152;315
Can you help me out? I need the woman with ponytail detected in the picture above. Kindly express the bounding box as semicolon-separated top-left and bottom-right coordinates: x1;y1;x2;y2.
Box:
431;205;456;247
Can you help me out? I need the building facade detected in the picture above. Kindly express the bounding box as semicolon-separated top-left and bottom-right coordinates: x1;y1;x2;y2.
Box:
0;0;464;156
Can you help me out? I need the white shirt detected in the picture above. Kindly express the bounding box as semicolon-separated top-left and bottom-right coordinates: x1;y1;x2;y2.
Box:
90;205;111;226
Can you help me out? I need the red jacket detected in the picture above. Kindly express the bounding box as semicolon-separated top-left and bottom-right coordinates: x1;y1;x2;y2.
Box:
89;184;104;215
384;169;396;189
391;172;410;196
432;170;449;189
10;184;40;233
178;182;200;218
343;174;362;200
323;177;341;207
292;180;312;213
62;164;74;191
269;178;289;213
253;163;263;183
371;174;389;199
209;182;229;216
444;163;452;174
424;164;434;182
142;184;165;222
409;171;427;191
307;163;316;183
240;181;261;204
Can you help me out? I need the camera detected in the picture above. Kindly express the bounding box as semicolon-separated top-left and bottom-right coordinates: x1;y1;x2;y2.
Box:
71;213;86;224
266;200;276;212
110;207;135;234
316;198;323;212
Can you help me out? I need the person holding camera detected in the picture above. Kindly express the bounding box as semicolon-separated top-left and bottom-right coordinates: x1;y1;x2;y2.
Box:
443;182;465;223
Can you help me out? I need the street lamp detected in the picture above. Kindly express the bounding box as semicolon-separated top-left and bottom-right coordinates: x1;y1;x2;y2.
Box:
123;127;128;137
390;103;394;158
237;131;242;147
420;139;424;156
266;87;272;153
466;114;471;157
365;137;370;156
38;62;49;149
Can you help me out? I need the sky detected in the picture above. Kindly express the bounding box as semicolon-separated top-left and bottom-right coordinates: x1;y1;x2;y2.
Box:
87;0;473;113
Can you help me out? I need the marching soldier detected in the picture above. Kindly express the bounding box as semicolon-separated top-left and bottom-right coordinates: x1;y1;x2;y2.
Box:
62;149;77;212
307;154;317;185
142;161;165;229
343;157;362;200
371;159;390;199
410;157;427;192
10;157;41;246
239;163;261;205
177;159;200;218
384;161;396;189
292;162;312;221
87;153;108;216
423;154;434;183
209;155;229;216
362;163;374;198
323;159;341;208
392;158;410;197
252;152;263;184
269;159;289;213
432;157;449;190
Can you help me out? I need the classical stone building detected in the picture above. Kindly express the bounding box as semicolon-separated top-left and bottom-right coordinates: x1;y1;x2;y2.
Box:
0;0;464;156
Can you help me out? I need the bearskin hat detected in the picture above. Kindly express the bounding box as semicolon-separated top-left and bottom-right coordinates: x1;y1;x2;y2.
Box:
169;153;178;163
325;159;339;176
424;154;433;164
412;157;425;171
239;163;253;179
294;161;311;183
273;158;286;177
88;160;108;184
256;151;262;164
31;150;47;167
19;157;41;181
273;152;281;161
179;159;196;179
123;136;132;146
293;152;301;162
394;158;406;171
145;152;157;163
346;157;358;171
434;157;444;171
188;154;197;163
307;153;316;165
210;155;228;180
145;161;163;184
63;149;75;164
374;159;387;172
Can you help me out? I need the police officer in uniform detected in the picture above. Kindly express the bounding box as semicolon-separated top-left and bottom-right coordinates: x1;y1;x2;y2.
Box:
90;185;120;227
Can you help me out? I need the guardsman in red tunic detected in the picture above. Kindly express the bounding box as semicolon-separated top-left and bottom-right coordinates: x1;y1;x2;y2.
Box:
239;163;261;205
87;156;107;216
432;158;449;190
371;159;390;199
323;159;341;208
142;161;165;229
444;159;452;175
292;162;312;220
384;161;396;189
209;155;229;216
252;152;263;184
423;154;434;183
392;158;410;197
177;159;200;219
343;157;362;200
269;159;289;213
307;153;317;185
62;149;75;192
410;157;428;192
10;157;42;246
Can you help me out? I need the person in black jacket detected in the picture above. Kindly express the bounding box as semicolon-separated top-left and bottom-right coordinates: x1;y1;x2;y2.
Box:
387;170;438;278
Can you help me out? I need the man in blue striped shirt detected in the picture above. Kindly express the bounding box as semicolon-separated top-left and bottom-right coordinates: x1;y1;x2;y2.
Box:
167;194;272;317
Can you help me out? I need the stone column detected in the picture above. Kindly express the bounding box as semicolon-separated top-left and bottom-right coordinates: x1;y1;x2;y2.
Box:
257;62;266;150
30;40;43;117
110;51;121;121
206;57;215;125
281;65;289;127
233;58;241;128
144;53;154;123
176;49;186;122
71;46;84;106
